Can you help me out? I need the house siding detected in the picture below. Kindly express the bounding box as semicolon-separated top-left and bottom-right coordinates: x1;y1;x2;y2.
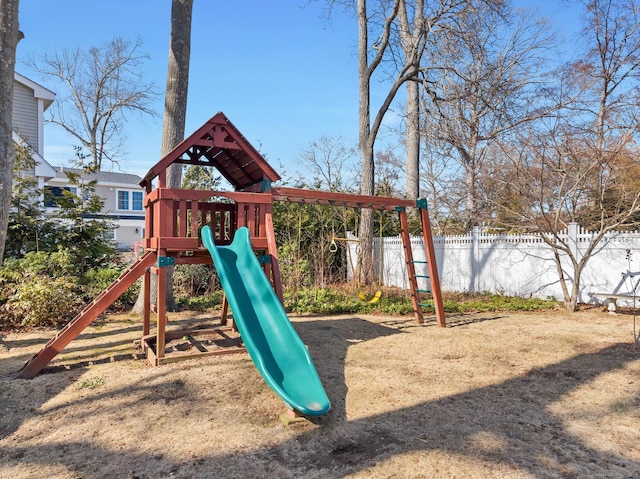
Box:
113;220;144;252
94;184;117;212
12;81;39;150
45;170;145;251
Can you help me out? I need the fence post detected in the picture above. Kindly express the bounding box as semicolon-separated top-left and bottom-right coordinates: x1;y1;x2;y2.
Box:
472;226;481;293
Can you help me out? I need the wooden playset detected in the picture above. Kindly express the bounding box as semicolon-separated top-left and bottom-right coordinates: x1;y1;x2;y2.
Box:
16;112;445;380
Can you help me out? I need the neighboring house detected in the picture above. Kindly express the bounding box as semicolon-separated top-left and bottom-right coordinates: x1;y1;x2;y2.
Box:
45;168;145;251
12;72;145;251
12;72;57;186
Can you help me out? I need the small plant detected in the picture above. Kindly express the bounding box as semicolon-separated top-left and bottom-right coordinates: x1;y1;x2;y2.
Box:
282;287;561;316
78;376;104;389
176;290;224;311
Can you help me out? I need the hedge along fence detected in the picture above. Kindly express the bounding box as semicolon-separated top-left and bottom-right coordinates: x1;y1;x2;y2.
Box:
349;223;640;307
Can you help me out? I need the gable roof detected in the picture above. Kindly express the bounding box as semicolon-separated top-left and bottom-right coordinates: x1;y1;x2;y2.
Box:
52;167;142;186
13;130;57;180
14;72;56;110
140;112;281;190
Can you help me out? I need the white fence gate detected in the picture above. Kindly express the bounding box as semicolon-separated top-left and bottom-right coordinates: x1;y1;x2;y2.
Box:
354;223;640;306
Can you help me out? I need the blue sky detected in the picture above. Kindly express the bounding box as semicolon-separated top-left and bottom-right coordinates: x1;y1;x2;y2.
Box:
17;0;580;179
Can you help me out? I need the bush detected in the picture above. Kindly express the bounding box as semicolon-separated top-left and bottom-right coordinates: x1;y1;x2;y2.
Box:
172;264;218;298
0;251;84;328
0;250;142;329
0;275;83;328
0;249;77;280
84;266;140;311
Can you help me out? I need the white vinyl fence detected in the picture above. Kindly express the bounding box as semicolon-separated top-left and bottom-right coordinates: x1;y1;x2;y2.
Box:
352;223;640;306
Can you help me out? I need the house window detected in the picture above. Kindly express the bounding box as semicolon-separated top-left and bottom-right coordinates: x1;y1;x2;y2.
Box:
117;190;143;211
132;191;143;211
44;186;77;207
117;190;129;210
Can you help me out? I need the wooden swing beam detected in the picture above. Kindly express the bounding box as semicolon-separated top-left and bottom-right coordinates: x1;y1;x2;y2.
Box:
271;186;414;211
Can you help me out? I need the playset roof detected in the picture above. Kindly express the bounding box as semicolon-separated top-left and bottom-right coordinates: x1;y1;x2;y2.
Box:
140;112;281;190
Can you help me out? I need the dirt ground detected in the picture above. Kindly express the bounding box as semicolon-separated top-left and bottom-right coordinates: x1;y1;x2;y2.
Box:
1;308;639;479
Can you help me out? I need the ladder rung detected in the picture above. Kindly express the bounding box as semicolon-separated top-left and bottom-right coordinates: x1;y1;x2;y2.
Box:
411;260;428;264
414;275;430;279
417;289;432;293
418;302;434;308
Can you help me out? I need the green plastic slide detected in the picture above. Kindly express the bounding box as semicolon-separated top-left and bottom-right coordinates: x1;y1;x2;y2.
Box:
201;225;331;416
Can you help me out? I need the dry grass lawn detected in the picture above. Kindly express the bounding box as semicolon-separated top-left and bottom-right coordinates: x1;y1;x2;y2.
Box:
0;309;639;478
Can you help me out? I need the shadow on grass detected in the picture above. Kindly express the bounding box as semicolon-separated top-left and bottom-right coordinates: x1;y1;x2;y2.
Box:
2;322;140;350
442;313;508;328
376;313;506;330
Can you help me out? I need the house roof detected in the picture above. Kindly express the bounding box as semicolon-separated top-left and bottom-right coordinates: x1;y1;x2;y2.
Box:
140;112;281;190
53;167;143;186
13;130;57;180
14;72;56;110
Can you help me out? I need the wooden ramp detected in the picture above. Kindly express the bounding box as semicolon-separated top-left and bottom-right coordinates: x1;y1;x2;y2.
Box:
15;252;157;379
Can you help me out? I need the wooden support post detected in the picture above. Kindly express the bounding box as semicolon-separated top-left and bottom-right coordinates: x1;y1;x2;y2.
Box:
156;251;167;360
418;202;446;327
264;202;284;304
144;184;153;249
142;267;151;336
279;408;307;426
237;203;246;228
220;294;233;329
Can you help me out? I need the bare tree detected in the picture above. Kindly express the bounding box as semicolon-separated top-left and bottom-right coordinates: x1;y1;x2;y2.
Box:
397;0;426;200
489;0;640;311
0;0;22;264
419;140;465;234
132;0;193;315
295;136;358;286
25;37;158;169
396;0;467;200
422;2;555;229
355;0;456;283
299;135;357;192
338;0;475;282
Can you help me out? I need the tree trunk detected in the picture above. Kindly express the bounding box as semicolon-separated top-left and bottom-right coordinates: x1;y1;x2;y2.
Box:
162;0;192;171
465;164;476;230
398;0;423;201
359;139;376;285
357;0;375;286
405;79;420;200
132;0;192;314
162;0;192;311
0;0;21;264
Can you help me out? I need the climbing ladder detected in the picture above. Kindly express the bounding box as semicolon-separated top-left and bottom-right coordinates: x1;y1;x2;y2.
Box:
15;251;157;379
397;201;446;326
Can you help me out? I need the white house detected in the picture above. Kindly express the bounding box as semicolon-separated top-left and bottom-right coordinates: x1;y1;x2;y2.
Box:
44;168;145;251
12;72;57;186
12;72;145;251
